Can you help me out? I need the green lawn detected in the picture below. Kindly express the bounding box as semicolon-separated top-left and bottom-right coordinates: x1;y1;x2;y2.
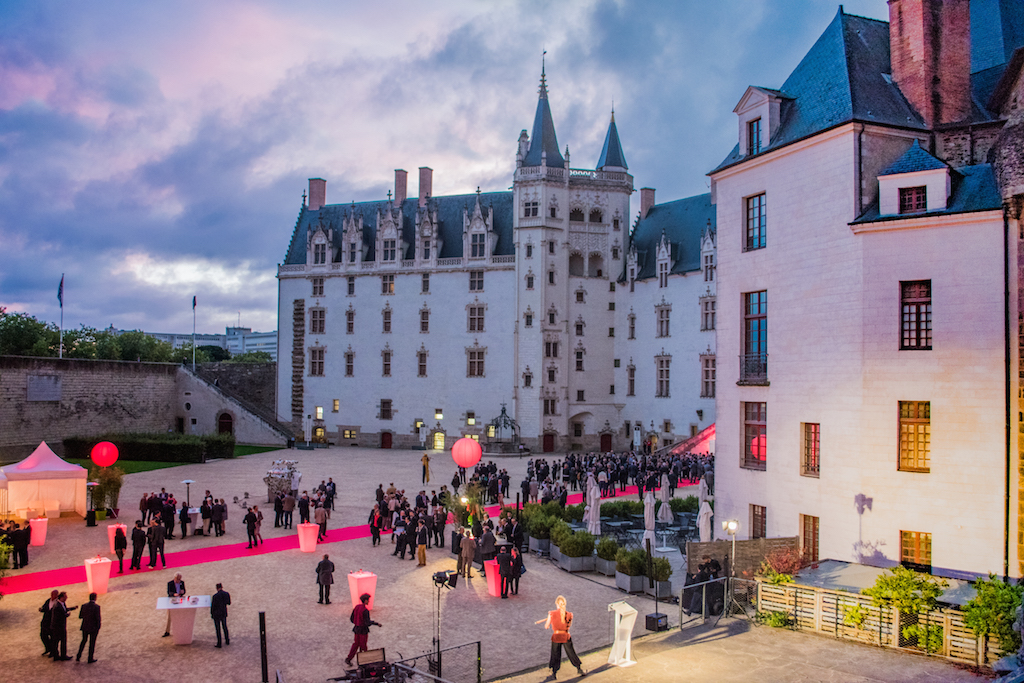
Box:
233;445;283;457
65;459;184;474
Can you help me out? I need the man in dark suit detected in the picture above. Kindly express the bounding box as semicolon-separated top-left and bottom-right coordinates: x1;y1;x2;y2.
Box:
510;518;525;552
297;492;311;524
273;492;284;527
163;500;176;539
211;500;225;536
496;545;513;598
478;525;496;574
76;592;101;663
50;592;77;661
211;583;231;648
164;573;186;637
130;521;147;570
147;519;166;568
39;589;58;657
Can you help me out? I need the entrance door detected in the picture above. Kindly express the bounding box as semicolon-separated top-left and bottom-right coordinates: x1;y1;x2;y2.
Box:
218;413;233;435
433;431;446;450
381;432;393;449
543;433;555;452
600;433;612;451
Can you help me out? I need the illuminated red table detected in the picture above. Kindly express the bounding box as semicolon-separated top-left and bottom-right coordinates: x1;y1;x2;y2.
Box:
297;523;319;552
484;559;500;597
107;523;128;553
347;570;377;609
84;556;113;594
29;517;48;546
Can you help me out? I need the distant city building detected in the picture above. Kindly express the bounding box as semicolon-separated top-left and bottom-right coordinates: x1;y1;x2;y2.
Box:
109;326;278;361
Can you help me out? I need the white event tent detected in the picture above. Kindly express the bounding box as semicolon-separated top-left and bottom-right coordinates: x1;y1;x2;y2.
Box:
1;441;88;517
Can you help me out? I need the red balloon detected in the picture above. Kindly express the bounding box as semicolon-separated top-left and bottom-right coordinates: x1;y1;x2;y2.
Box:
91;441;119;468
451;437;482;469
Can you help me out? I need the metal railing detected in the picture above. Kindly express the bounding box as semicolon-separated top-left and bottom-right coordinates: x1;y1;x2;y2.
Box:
392;641;481;683
738;353;768;383
678;577;757;629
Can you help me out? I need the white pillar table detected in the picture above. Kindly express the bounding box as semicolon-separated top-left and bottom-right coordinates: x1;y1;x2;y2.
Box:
156;596;212;645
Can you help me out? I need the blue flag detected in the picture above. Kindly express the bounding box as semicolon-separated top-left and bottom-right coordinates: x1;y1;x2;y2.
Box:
192;295;197;310
57;275;64;308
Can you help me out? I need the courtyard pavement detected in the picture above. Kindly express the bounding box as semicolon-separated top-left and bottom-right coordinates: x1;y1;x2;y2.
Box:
0;445;990;682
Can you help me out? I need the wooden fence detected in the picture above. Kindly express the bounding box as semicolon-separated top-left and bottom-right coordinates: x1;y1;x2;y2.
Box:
756;581;1003;667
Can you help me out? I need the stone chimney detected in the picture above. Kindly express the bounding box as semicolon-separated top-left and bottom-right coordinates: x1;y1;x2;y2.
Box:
395;169;408;204
419;167;433;207
888;0;971;128
640;187;656;219
308;178;326;211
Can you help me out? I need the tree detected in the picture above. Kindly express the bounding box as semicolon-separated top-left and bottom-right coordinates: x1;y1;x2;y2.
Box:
199;345;231;362
228;350;273;363
963;574;1024;653
169;343;210;365
114;330;172;362
0;311;58;356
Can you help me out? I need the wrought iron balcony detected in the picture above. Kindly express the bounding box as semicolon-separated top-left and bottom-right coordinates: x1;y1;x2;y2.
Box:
738;353;768;384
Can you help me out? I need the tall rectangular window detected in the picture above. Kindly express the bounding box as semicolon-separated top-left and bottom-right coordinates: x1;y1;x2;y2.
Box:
742;401;766;470
380;399;392;420
701;356;716;398
547;367;556;383
627;366;635;396
657;307;670;337
751;504;766;539
467;349;485;377
901;280;932;350
309;348;325;376
421;273;430;293
656;356;671;398
469;270;484;291
701;297;716;331
548;271;555;285
575;350;584;371
382;351;391;377
898;401;930;472
802;423;820;477
526;275;534;289
576;390;585;402
310;309;326;335
471;233;486;257
545;341;558;358
575;323;584;337
312;277;324;296
745;193;766;250
801;514;819;563
382;309;391;333
315;406;324;420
525;244;533;258
747;117;762;155
382;239;396;261
468;306;485;332
543;398;556;415
346;310;355;334
658;262;668;288
420;310;430;333
417;351;428;377
349;243;357;263
899;186;927;214
313;243;327;264
628;314;635;339
333;399;339;412
381;274;394;295
742;290;767;382
900;531;932;571
347;276;355;296
422;240;431;260
704;253;715;282
345;352;354;377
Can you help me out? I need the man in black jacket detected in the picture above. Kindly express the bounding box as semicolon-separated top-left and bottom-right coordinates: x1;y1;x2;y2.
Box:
211;583;231;648
50;592;77;661
147;520;166;568
76;592;101;663
273;493;284;527
244;508;258;548
298;492;311;524
39;590;58;657
130;521;147;570
496;546;513;599
164;573;186;637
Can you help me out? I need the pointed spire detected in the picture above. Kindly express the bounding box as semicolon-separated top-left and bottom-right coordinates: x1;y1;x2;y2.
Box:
597;109;627;170
523;55;565;168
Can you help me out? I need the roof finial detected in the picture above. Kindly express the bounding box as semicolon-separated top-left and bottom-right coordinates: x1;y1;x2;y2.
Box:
387;190;392;201
476;186;481;196
611;100;615;123
539;50;548;100
302;189;307;205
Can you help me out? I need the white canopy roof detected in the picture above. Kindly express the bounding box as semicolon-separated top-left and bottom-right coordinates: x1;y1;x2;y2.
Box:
1;441;88;480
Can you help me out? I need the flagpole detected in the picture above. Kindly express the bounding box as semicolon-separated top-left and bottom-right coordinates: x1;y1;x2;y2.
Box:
58;274;64;359
192;296;196;372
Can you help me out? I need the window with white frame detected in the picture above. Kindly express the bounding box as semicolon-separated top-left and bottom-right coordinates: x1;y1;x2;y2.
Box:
382;239;397;261
628;314;636;340
310;348;325;376
422;240;431;260
345;351;354;377
467;348;485;377
627;364;635;396
656;356;671;397
471;233;486;258
468;306;485;332
314;242;327;265
656;305;670;337
382;308;392;333
310;308;326;335
381;350;392;377
312;277;324;297
658;261;669;288
469;270;484;291
381;274;394;295
421;273;430;293
347;276;355;296
700;355;716;398
417;350;428;377
346;309;355;334
701;297;716;331
575;350;584;371
704;253;715;281
420;309;430;333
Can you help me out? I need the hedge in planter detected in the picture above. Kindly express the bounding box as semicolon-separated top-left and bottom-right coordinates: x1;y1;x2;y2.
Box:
596;537;619;576
669;496;698;514
615;548;646;593
559;531;596;572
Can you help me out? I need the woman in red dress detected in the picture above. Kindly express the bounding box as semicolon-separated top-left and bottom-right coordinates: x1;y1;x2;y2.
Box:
536;595;585;678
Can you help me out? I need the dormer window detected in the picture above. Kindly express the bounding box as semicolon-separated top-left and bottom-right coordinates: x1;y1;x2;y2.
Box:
899;187;927;214
747;118;762;155
314;243;327;265
471;233;486;257
349;243;357;263
382;239;396;261
422;240;431;260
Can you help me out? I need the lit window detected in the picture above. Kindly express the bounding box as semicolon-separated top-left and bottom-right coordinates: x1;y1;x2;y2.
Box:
381;274;394;295
900;531;932;571
332;399;339;412
343;428;357;439
315;406;324;420
742;401;766;470
802;423;819;477
466;411;476;425
898;401;930;472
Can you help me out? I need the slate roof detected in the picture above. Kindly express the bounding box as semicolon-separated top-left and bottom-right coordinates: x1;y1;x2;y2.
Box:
712;9;925;174
971;0;1024;74
879;140;949;176
283;192;514;265
622;193;715;281
596;114;628;170
523;70;565;168
851;164;1002;224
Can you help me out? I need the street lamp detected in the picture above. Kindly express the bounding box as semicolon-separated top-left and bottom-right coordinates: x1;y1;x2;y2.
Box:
723;519;738;576
181;479;195;508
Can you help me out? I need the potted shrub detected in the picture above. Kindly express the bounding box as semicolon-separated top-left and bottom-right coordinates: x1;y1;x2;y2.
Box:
559;531;596;572
644;555;674;598
549;520;571;563
528;514;553;555
595;537;619;576
98;466;125;517
615;548;645;593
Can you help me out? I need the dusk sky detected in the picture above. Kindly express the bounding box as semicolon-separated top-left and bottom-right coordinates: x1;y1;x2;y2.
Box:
0;1;889;335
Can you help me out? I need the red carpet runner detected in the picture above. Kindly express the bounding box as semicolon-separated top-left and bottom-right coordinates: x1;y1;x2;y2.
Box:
0;483;684;595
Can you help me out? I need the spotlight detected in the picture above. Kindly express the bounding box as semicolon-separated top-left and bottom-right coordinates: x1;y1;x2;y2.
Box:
432;570;458;589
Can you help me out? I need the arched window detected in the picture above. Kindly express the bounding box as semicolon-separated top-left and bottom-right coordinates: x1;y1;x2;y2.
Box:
569;208;585;222
589;209;603;223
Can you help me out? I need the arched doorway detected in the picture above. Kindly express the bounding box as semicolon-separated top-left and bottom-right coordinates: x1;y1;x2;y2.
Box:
543;433;555;452
432;431;446;450
381;432;393;449
217;413;233;435
600;433;612;451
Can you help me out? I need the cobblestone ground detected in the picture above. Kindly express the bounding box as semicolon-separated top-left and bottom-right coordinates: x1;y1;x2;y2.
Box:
0;446;988;682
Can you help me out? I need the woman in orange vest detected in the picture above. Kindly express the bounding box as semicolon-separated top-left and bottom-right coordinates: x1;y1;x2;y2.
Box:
535;595;585;678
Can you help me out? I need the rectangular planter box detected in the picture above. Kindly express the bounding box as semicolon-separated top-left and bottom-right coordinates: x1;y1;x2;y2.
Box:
549;544;561;563
529;536;549;555
616;571;644;593
644;579;673;599
595;557;616;576
559;553;595;572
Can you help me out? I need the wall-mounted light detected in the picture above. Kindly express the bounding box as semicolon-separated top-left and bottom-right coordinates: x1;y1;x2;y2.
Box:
435;409;443;420
696;409;703;421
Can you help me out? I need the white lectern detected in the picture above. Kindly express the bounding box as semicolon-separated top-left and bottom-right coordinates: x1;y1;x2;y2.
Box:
607;600;638;667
